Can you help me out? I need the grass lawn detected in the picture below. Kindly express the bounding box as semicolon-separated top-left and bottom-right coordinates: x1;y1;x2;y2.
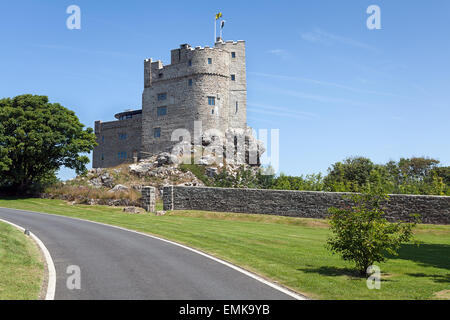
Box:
0;197;449;300
0;220;44;300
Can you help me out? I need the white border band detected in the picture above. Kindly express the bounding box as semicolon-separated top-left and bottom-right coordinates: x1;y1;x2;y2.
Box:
0;218;56;300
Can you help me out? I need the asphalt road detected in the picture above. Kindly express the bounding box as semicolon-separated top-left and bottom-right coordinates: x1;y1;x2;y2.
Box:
0;207;298;300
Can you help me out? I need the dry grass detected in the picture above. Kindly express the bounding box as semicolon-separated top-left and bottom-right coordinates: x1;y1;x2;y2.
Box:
45;184;141;202
433;290;450;300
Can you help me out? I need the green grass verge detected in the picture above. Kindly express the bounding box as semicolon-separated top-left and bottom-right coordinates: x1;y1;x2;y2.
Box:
0;198;449;300
0;220;44;300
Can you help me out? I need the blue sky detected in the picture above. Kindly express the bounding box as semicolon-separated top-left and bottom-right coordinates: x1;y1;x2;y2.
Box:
1;0;449;180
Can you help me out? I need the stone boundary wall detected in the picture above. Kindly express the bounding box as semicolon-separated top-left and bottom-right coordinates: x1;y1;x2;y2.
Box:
162;186;450;225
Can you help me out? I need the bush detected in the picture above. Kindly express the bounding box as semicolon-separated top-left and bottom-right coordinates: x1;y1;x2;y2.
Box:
326;191;418;276
179;164;212;185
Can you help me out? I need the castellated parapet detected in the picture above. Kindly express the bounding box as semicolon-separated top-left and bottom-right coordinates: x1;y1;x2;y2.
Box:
93;40;249;168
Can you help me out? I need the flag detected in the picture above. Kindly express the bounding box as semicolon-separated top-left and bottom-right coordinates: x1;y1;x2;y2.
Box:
215;12;222;20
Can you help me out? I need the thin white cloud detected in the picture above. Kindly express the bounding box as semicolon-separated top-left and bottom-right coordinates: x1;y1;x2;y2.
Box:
267;49;291;60
247;103;319;120
250;72;405;98
300;28;379;53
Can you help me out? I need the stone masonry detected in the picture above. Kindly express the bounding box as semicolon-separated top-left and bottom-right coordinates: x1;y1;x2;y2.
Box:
162;186;450;225
93;39;248;168
141;186;156;213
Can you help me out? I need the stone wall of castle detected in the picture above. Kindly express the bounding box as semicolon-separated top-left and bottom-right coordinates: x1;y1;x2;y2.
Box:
162;186;450;225
93;115;142;168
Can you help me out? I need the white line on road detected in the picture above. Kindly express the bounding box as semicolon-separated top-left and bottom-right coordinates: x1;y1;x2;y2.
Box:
0;218;56;300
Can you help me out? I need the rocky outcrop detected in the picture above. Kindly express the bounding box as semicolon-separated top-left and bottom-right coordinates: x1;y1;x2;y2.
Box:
123;207;144;214
109;184;129;193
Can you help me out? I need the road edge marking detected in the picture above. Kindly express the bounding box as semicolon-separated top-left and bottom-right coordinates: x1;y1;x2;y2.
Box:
0;218;56;300
0;206;307;300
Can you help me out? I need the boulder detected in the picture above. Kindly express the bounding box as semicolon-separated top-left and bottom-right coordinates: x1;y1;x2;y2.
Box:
206;167;218;177
123;207;142;214
88;177;102;188
129;162;154;176
100;172;114;188
109;184;129;193
156;152;179;166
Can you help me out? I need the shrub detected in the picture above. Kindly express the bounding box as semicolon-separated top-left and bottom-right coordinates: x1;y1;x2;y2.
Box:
179;164;212;185
326;191;419;276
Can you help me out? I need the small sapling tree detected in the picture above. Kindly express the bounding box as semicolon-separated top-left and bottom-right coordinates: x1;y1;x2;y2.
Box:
326;191;419;276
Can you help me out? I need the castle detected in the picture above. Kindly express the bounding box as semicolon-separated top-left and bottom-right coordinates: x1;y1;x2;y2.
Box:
93;39;249;168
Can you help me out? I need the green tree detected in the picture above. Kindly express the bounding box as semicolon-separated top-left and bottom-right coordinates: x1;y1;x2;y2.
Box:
324;157;375;192
326;191;418;276
432;166;450;185
398;157;440;182
0;94;97;193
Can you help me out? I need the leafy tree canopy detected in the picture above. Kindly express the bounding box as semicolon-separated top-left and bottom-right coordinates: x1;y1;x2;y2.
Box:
0;94;97;192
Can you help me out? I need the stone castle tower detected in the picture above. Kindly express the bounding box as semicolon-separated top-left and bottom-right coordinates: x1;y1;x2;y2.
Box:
93;39;248;168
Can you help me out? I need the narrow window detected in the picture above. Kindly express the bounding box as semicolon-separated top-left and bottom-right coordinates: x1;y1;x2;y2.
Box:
158;73;163;78
188;60;192;66
211;109;214;115
188;79;193;86
235;101;238;114
231;74;236;81
157;93;167;101
101;136;104;143
157;106;167;116
231;52;236;58
208;96;215;106
208;58;212;65
154;128;161;138
101;154;104;161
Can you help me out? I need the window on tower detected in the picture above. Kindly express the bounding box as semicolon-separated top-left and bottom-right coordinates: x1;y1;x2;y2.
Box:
208;58;212;65
157;93;167;101
118;133;127;140
157;106;167;116
208;96;215;106
231;52;236;58
231;74;236;81
154;127;161;138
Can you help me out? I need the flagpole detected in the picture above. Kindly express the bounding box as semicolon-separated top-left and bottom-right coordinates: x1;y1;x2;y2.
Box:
214;17;216;44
